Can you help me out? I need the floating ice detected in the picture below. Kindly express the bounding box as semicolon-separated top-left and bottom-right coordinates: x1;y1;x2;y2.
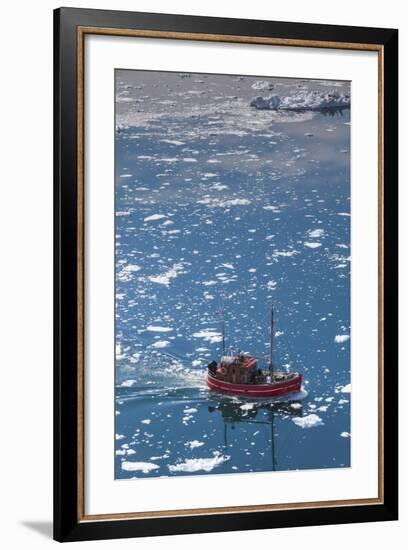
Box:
121;461;159;473
250;90;350;111
308;229;325;238
292;414;324;429
123;264;141;272
144;214;167;222
146;326;173;333
185;440;204;449
272;250;298;258
160;139;185;145
184;407;198;414
340;383;351;393
251;80;274;91
117;264;141;282
210;183;229;191
192;330;222;343
141;419;151;424
197;198;251;208
148;263;186;286
335;335;350;343
263;205;280;212
304;242;322;248
340;431;351;438
120;379;137;387
240;403;255;411
168;452;230;473
149;341;170;349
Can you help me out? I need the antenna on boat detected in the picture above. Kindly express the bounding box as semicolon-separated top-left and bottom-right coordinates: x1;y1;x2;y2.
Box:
269;304;274;376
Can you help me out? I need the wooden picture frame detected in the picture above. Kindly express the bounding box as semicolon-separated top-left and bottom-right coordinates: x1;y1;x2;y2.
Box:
54;7;398;542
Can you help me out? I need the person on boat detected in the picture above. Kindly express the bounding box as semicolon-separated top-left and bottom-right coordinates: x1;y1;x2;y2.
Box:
266;374;272;384
207;361;217;376
255;368;265;384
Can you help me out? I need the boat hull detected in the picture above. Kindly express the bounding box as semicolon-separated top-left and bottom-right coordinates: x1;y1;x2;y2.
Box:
206;373;302;398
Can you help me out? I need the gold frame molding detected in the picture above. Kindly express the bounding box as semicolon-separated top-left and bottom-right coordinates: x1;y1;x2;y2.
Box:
76;27;384;523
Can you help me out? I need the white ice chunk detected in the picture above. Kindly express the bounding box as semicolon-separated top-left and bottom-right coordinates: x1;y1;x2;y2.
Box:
308;228;325;238
292;414;324;429
197;198;251;208
192;330;222;343
251;80;274;91
168;453;229;473
146;326;173;332
149;340;170;349
304;242;322;248
144;214;167;222
185;440;204;449
120;379;137;387
335;335;350;343
148;263;186;286
121;461;159;473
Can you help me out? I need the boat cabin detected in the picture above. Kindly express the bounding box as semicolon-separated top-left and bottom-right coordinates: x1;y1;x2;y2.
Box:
214;353;261;385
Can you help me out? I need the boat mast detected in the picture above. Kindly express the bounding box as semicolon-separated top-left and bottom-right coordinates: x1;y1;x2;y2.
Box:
220;308;226;356
269;304;274;376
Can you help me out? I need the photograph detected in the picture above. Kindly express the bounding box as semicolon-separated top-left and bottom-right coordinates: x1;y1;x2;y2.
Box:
114;69;352;479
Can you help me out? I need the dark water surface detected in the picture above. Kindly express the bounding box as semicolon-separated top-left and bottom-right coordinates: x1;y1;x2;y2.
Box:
114;71;351;479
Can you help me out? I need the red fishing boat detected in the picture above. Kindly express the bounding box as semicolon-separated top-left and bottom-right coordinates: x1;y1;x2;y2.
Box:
206;306;302;398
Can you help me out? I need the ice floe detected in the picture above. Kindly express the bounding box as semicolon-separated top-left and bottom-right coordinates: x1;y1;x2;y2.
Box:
304;242;322;248
149;341;170;349
145;326;173;332
308;228;325;238
144;214;167;222
121;461;159;473
192;330;222;343
197;197;251;208
334;335;350;343
185;440;204;449
117;264;141;282
251;80;274;91
292;414;324;428
120;379;137;387
148;263;186;286
240;403;255;411
168;452;230;473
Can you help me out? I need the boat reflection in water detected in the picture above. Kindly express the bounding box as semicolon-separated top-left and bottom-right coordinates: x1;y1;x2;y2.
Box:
208;398;303;472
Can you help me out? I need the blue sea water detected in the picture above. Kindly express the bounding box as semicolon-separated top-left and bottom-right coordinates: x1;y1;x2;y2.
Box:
114;72;351;479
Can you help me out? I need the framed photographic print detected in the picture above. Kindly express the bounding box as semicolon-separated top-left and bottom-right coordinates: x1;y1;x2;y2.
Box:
54;7;398;542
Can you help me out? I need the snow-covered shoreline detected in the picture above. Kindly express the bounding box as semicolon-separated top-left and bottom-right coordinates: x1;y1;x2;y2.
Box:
250;90;350;111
